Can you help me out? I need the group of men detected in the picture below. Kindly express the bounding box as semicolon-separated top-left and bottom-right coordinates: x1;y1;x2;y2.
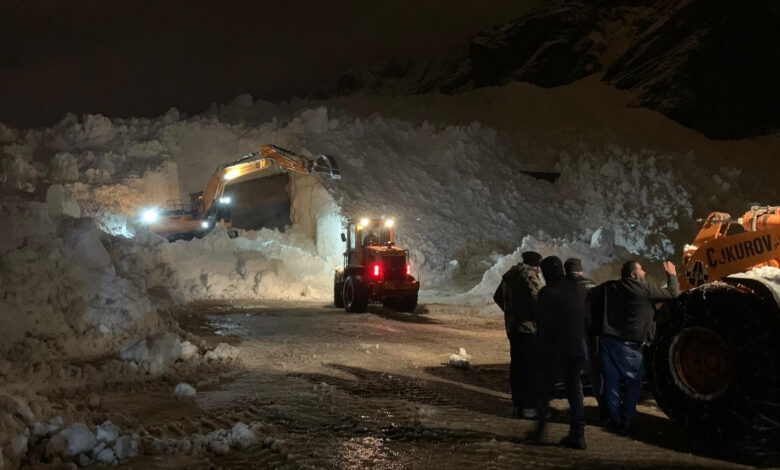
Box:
495;251;680;449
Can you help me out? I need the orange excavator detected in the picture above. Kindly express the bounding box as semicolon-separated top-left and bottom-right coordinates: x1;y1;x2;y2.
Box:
139;145;340;241
648;206;780;448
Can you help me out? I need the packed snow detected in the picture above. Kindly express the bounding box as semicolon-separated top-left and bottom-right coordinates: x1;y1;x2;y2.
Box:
1;77;778;468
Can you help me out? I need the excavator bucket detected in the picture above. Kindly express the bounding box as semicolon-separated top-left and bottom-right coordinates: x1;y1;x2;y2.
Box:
265;145;341;180
309;155;341;180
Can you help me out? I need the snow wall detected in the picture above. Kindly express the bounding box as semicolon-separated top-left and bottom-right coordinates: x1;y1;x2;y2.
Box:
1;93;760;342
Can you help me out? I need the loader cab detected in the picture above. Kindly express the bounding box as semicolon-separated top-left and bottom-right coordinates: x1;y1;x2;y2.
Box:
342;218;396;267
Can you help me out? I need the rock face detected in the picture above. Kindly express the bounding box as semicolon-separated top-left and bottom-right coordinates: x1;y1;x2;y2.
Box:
603;0;780;139
313;0;780;139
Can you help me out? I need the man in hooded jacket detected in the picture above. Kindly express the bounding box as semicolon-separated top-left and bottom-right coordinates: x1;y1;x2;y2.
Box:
494;251;543;418
527;256;590;449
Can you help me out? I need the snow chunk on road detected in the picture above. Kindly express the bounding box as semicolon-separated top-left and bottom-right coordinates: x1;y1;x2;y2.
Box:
448;347;471;369
58;423;97;457
174;383;197;398
96;421;120;444
113;434;140;461
119;333;183;374
204;343;239;362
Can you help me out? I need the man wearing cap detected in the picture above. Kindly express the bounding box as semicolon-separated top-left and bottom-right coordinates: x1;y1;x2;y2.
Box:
564;258;602;420
495;251;543;419
527;256;590;449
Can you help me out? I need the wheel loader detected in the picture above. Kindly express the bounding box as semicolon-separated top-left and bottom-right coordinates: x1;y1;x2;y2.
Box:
138;145;340;241
333;218;420;313
648;206;780;449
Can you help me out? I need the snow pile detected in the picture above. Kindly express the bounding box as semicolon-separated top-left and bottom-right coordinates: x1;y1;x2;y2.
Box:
2;101;702;302
143;421;265;457
34;419;139;466
728;266;780;306
0;200;161;350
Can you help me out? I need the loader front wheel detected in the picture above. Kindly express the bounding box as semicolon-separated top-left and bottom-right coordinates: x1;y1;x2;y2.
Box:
648;283;780;448
343;276;368;313
333;282;345;308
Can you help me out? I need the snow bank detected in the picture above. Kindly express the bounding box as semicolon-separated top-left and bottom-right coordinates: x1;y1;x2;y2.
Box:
0;201;160;349
33;418;140;467
2;80;771;324
2;99;704;302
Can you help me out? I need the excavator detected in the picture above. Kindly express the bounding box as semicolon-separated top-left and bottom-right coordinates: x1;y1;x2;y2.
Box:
647;205;780;449
139;145;340;240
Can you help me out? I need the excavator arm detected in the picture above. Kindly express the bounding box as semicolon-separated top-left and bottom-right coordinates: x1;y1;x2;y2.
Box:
199;145;340;218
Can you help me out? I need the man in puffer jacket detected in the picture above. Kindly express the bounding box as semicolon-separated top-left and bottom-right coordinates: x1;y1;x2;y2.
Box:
494;251;543;418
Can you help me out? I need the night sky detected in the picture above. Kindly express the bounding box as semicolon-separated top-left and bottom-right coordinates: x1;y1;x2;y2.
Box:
0;0;537;129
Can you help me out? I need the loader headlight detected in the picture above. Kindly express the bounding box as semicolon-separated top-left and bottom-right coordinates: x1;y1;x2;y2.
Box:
360;218;370;227
384;219;394;228
201;221;210;229
219;196;232;204
141;208;160;224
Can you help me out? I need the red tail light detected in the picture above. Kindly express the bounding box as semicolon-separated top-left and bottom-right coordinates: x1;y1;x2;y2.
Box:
406;263;411;276
372;263;382;278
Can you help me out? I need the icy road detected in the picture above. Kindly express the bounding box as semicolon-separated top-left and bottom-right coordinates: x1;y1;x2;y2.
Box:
97;302;766;470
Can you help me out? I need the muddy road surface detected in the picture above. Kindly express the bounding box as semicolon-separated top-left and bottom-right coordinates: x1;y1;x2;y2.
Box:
97;301;775;470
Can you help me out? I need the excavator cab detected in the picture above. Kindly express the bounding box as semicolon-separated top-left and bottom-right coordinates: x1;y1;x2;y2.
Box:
334;218;420;313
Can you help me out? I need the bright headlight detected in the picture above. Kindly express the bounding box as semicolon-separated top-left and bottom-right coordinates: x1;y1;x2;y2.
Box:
224;168;240;180
384;219;394;228
141;208;160;224
360;218;370;227
219;196;232;204
201;221;210;229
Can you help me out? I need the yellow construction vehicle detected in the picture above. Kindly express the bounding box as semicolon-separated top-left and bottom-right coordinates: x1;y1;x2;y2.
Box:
648;206;780;448
139;145;340;241
334;218;420;313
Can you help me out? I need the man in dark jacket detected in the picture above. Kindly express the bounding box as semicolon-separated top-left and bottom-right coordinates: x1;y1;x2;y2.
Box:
528;256;590;449
592;260;679;436
495;251;543;418
564;258;603;419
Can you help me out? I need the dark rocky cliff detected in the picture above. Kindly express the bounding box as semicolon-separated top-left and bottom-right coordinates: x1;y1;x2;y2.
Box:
312;0;780;139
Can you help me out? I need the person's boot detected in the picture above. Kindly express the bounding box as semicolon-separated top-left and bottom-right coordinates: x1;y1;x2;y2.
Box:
603;415;620;434
619;419;633;438
559;432;586;450
523;424;548;445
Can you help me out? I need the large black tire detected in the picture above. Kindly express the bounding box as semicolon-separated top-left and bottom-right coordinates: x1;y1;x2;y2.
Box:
343;276;368;313
333;282;345;308
647;283;780;448
395;293;418;313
